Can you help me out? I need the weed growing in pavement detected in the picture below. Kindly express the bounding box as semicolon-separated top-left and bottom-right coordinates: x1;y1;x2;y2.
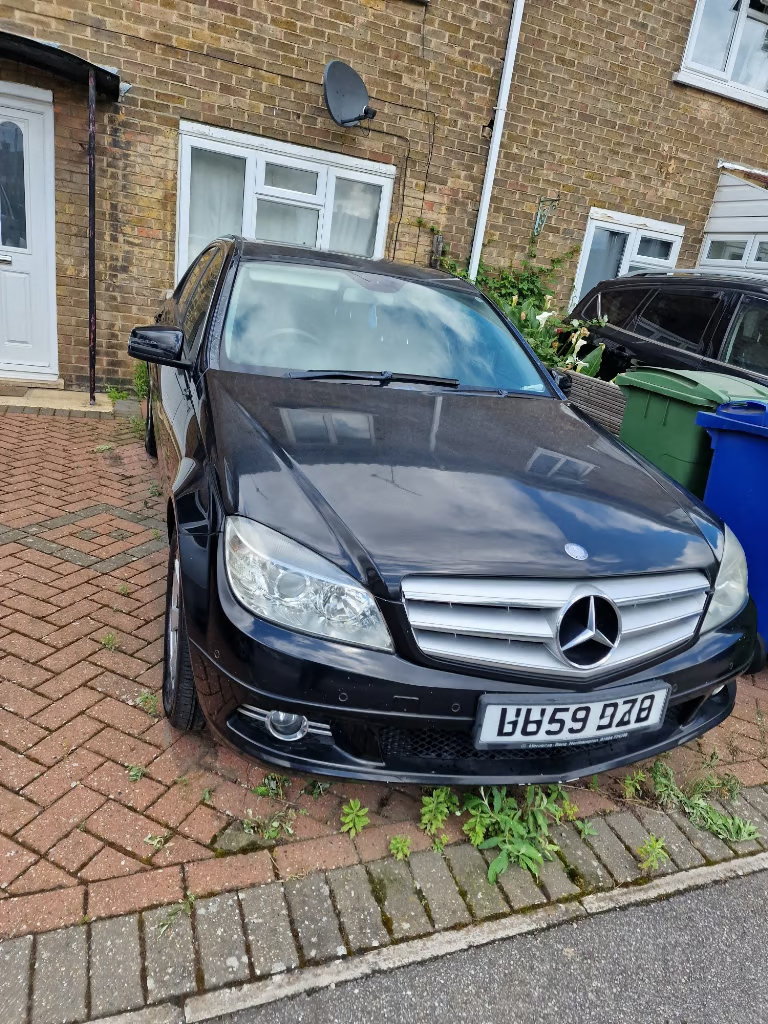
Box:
106;386;130;403
151;529;161;540
158;892;196;937
561;797;580;821
622;769;647;800
252;773;291;800
136;690;159;716
420;787;460;851
574;819;597;840
389;835;412;861
129;416;144;440
588;775;600;792
340;799;369;838
93;443;114;453
148;481;161;497
118;583;130;597
246;808;296;841
144;832;170;852
100;632;118;651
638;834;669;872
126;764;148;782
649;758;758;843
302;779;331;800
202;788;213;805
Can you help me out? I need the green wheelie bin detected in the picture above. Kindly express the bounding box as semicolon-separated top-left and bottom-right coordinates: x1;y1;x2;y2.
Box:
615;368;768;497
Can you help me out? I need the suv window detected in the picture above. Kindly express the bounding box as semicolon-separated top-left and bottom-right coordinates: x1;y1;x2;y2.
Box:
599;288;650;328
175;249;214;319
631;289;720;352
182;248;225;356
721;297;768;375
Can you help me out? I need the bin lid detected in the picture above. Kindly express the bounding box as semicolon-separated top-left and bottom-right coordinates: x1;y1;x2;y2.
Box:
615;368;768;408
696;400;768;439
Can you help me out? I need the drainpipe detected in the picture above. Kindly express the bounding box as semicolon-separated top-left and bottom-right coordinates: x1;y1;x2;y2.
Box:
88;67;96;405
467;0;526;282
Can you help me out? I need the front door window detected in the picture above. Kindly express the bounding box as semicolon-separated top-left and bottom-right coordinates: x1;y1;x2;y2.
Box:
0;120;27;249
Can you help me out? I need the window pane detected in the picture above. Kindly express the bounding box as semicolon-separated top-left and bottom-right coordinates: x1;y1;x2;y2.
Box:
733;6;768;92
691;0;740;71
254;199;319;247
0;121;26;249
754;241;768;262
637;236;673;259
579;227;628;298
329;179;381;258
264;163;318;194
633;290;720;352
188;148;245;268
182;249;224;354
723;297;768;372
707;238;748;261
600;288;650;328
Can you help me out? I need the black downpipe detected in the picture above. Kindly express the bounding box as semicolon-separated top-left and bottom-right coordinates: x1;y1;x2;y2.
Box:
88;67;96;405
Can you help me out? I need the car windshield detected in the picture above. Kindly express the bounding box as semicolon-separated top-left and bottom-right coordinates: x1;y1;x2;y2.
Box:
220;262;549;393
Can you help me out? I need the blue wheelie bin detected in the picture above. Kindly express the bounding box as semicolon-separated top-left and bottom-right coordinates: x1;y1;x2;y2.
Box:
696;400;768;639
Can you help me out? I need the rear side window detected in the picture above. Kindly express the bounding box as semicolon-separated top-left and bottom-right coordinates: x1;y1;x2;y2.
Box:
721;297;768;375
631;289;720;352
599;288;650;328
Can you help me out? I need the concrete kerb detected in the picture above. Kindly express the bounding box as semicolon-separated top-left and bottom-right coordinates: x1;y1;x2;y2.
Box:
178;851;768;1024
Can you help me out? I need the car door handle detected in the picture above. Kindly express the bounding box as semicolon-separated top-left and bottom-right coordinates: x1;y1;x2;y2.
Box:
0;255;12;264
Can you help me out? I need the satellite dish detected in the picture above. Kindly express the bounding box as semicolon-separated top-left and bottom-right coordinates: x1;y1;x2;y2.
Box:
323;60;376;127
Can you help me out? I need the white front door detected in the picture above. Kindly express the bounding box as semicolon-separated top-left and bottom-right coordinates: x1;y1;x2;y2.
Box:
0;85;57;380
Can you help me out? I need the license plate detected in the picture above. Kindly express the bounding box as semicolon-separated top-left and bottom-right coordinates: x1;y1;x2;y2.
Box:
474;684;670;750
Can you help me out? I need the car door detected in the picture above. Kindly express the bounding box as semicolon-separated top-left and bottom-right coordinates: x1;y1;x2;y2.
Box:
579;285;652;380
716;294;768;387
622;287;724;372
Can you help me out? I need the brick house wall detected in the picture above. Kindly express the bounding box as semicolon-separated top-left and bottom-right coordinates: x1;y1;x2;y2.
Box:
0;0;767;388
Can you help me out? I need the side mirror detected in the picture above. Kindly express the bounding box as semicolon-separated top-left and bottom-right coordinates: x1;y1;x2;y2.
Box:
128;325;190;369
550;369;572;397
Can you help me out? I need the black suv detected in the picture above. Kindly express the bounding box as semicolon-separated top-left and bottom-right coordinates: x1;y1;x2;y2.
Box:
573;270;768;384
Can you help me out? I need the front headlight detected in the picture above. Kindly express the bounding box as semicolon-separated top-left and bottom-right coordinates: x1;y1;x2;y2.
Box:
224;516;393;652
702;525;749;632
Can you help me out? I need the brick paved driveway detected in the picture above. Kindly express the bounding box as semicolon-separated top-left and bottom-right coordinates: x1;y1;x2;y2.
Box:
1;408;768;943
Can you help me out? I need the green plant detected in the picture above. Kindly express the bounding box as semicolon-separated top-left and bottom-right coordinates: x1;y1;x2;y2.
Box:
562;797;579;821
574;819;597;839
649;758;759;844
389;835;412;861
420;787;460;838
129;416;145;439
106;386;130;403
252;808;296;841
134;361;149;401
126;764;147;782
136;690;159;716
340;798;369;838
202;788;213;805
622;769;647;800
100;632;118;651
144;832;170;852
252;773;291;800
148;481;161;497
302;779;331;800
118;583;130;597
93;443;114;453
157;892;195;936
589;775;600;792
638;834;669;872
241;815;257;835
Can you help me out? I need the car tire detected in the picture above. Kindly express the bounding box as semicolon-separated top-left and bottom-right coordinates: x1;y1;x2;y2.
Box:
145;393;157;457
163;529;204;732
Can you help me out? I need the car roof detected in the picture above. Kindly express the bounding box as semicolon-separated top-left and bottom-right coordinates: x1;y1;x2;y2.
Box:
231;237;477;291
596;268;768;292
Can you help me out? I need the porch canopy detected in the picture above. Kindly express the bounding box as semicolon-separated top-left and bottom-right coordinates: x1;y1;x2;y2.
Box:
0;31;121;401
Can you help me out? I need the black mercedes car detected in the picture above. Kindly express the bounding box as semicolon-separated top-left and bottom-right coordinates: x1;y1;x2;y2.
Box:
129;238;759;785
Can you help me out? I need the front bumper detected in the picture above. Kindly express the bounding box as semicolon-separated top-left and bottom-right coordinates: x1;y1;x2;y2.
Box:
187;550;756;784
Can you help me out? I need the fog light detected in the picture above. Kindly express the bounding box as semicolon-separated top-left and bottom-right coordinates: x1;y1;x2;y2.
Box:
265;710;308;742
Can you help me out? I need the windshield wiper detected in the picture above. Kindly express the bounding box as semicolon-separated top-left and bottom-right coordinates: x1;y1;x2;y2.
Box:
285;370;460;388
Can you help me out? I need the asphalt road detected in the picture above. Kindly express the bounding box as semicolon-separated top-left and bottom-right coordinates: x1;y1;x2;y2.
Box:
216;871;768;1024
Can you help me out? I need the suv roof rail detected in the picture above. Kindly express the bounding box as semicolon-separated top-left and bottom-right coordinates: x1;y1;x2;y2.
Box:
623;267;768;283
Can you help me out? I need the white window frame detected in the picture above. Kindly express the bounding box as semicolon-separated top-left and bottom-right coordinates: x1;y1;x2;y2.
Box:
675;0;768;113
699;231;768;270
570;208;684;308
176;121;396;280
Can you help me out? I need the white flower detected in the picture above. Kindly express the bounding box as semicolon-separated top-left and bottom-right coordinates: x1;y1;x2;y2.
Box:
573;338;587;355
536;311;555;326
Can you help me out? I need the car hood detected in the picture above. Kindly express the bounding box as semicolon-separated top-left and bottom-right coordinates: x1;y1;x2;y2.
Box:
205;370;718;595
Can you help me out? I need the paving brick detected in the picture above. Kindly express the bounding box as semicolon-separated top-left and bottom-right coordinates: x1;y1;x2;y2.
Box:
9;859;77;895
85;800;167;859
1;610;55;640
0;679;49;717
36;661;102;700
21;750;105;807
91;914;144;1017
607;811;676;877
240;882;300;977
31;687;102;730
0;706;48;751
551;822;613;891
274;833;358;879
584;815;641;885
0;885;85;938
32;925;88;1024
180;805;228;845
722;794;768;850
87;727;159;767
353;822;432;863
89;648;151;679
87;695;156;735
27;717;104;767
367;858;432;941
146;773;219;827
17;786;105;854
0;833;37;888
634;807;706;870
0;746;42;791
88;866;183;919
443;843;508;919
86;759;166;812
39;617;103;650
0;656;51;690
0;632;55;664
410;849;471;929
38;638;100;673
742;785;768;820
666;808;734;863
151;835;212;867
144;904;197;1003
0;787;39;835
79;847;147;882
195;892;250;988
285;872;346;964
48;830;103;873
487;857;547;911
327;863;389;952
0;934;32;1024
185;850;274;896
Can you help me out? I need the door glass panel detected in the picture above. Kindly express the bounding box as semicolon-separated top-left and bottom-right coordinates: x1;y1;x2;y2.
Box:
637;236;673;259
691;0;740;71
733;3;768;92
723;297;768;372
754;241;768;262
600;288;650;327
0;121;26;249
707;238;748;261
329;179;381;258
254;199;319;247
264;163;318;194
633;290;720;352
188;148;245;267
579;227;628;299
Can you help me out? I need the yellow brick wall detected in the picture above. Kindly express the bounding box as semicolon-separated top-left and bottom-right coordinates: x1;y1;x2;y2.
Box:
0;0;767;387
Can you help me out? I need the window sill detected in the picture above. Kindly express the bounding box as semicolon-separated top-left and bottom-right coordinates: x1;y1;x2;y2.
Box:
673;68;768;113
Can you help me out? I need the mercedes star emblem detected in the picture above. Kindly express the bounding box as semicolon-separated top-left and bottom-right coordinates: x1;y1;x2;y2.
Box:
564;542;588;561
557;594;621;668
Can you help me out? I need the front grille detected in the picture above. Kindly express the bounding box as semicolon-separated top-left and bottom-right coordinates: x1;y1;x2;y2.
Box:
402;571;710;677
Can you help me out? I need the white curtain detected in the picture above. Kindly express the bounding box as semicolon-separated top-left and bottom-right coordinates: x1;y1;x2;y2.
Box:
188;148;245;267
329;179;381;258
